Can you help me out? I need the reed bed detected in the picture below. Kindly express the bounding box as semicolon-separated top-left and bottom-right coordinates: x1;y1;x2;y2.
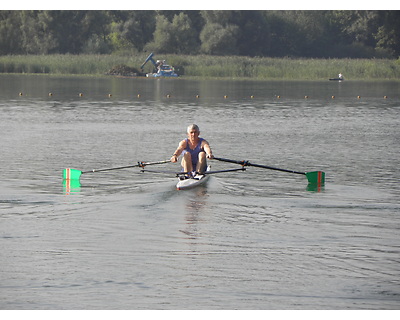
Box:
0;54;399;80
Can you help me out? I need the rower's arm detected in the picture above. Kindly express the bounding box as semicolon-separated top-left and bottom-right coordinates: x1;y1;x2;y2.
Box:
171;140;186;162
203;140;214;159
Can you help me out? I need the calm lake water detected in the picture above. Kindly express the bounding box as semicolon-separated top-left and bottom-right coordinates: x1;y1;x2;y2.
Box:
1;74;399;310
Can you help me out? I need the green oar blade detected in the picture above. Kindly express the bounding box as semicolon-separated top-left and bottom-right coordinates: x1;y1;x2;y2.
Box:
305;171;325;185
63;168;82;180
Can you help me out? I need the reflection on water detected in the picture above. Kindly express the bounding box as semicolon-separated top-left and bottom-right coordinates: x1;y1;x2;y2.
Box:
63;179;81;195
1;75;399;309
306;183;325;193
180;187;209;239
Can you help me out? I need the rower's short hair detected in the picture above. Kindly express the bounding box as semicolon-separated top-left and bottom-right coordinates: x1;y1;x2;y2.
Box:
187;124;200;133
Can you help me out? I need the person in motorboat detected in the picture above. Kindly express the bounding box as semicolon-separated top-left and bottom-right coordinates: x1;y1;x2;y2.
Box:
338;73;343;79
170;124;213;178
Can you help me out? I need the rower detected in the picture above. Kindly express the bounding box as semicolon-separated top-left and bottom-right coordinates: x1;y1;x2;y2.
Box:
170;124;214;177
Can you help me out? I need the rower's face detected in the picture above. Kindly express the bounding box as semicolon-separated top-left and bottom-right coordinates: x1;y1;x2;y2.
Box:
188;129;199;140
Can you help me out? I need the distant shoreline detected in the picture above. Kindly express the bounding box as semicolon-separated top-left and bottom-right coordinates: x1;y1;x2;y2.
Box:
1;54;399;81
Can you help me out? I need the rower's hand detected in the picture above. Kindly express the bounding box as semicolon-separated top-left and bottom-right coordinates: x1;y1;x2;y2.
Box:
207;154;214;159
170;155;178;163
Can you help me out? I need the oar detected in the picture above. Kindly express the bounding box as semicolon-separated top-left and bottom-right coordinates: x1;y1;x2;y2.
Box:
213;157;325;185
63;160;171;181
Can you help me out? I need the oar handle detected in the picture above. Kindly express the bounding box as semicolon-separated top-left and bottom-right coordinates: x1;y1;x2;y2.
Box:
143;167;246;177
142;160;172;166
212;157;247;165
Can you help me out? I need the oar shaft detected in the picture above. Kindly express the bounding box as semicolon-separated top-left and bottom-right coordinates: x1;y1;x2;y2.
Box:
213;157;305;175
82;165;137;174
81;160;171;174
247;163;305;175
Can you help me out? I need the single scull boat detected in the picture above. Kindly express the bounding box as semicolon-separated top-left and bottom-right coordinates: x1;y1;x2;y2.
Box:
176;166;211;190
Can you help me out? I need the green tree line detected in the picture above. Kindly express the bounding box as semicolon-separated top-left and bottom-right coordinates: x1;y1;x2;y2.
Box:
1;10;399;58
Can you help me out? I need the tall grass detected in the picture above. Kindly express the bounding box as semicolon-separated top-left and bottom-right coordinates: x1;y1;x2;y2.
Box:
0;54;399;80
173;55;400;80
0;54;145;75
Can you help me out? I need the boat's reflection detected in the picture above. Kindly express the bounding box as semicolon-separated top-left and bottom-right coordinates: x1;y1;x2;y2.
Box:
179;186;209;240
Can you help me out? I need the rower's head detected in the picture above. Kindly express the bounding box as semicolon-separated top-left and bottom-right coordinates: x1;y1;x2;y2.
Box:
187;124;200;139
187;124;200;134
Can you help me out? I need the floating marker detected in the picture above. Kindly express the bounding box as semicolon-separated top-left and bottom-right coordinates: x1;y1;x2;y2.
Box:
196;95;200;98
137;94;141;98
19;92;23;96
331;95;335;99
48;93;53;96
384;96;388;99
166;94;171;98
250;95;254;99
79;93;83;97
224;95;228;99
108;94;112;97
277;95;281;99
305;95;309;99
357;96;361;99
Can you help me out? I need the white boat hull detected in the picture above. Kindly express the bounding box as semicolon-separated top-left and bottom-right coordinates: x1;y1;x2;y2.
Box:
176;166;211;190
